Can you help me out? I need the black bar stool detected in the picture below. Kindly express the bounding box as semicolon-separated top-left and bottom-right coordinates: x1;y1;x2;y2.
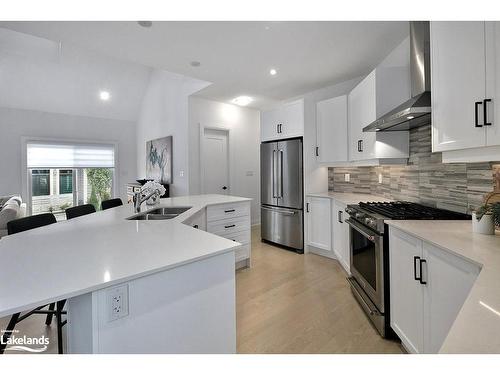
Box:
101;198;123;210
0;213;67;355
65;204;96;220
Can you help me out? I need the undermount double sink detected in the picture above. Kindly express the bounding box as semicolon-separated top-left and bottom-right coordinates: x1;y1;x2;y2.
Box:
127;206;192;221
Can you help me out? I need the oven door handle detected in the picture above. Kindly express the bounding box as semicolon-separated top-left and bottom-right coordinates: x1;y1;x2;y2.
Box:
346;219;378;242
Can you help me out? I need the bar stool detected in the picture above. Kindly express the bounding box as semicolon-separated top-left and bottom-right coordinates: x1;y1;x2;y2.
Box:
0;213;66;354
101;198;123;210
65;204;96;220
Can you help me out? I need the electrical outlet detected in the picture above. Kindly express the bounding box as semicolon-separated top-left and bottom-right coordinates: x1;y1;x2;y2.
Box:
107;284;129;322
344;173;350;182
179;170;184;177
378;173;383;184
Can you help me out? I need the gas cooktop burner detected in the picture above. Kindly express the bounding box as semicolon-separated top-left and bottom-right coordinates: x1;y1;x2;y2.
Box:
358;201;471;220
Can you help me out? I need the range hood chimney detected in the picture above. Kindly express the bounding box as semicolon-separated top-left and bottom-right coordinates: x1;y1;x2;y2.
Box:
363;21;431;132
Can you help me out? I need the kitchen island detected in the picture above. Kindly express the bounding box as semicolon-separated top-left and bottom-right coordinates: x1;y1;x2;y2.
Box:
0;194;251;354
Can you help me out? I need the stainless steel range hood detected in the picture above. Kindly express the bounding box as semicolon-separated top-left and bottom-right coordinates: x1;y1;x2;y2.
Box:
363;21;431;132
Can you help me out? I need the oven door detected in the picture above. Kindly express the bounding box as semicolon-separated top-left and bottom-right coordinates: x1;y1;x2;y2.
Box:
347;218;385;313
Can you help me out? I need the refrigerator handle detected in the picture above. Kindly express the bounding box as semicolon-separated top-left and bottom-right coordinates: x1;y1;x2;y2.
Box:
278;149;284;198
272;149;278;198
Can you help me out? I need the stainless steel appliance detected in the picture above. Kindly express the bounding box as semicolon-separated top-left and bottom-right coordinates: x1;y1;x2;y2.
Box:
260;138;303;252
363;21;431;132
345;201;471;337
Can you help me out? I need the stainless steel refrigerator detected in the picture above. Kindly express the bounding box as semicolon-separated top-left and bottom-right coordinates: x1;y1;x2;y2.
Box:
260;138;303;252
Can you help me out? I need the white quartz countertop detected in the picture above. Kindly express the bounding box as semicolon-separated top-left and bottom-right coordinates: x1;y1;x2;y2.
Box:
0;194;251;318
387;220;500;353
306;191;391;205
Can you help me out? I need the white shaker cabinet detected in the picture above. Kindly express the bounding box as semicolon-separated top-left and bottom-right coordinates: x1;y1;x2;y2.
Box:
431;21;487;152
432;21;500;160
389;227;480;353
389;227;425;353
348;37;410;163
332;200;350;273
306;196;332;252
261;99;304;141
316;95;349;163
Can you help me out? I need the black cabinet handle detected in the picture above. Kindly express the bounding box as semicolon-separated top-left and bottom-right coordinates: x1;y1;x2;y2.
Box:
338;210;343;223
306;202;310;213
475;101;483;127
359;140;363;152
413;256;421;281
277;124;280;133
279;124;283;133
193;224;199;229
484;98;492;126
224;224;236;229
315;147;319;157
224;209;235;213
419;258;427;285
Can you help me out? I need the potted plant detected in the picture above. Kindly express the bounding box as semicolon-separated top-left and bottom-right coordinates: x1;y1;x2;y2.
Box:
472;202;500;235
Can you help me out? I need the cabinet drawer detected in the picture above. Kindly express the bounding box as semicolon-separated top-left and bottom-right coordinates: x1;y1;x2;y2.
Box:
207;216;250;236
235;244;250;262
207;202;250;222
223;229;250;245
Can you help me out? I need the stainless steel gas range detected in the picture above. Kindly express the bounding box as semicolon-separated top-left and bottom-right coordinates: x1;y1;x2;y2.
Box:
345;201;471;338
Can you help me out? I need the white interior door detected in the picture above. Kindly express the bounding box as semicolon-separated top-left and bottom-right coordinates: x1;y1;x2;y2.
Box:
202;128;229;195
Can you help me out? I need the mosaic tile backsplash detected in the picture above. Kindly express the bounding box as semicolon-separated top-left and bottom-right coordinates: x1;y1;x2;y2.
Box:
328;124;500;214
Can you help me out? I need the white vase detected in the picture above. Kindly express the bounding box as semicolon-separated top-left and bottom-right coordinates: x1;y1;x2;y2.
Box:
472;213;495;235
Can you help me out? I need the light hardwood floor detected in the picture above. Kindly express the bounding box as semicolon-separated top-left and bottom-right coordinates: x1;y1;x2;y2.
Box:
1;225;402;354
236;226;403;354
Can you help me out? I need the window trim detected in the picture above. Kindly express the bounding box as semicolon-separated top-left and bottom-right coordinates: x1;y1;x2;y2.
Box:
22;137;119;216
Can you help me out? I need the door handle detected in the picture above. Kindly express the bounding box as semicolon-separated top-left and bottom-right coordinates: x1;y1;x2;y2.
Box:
484;99;492;126
278;149;284;198
359;140;363;152
224;224;236;229
338;210;343;223
475;101;483;127
306;202;310;213
222;186;227;190
272;149;278;198
316;146;319;157
419;258;427;285
279;124;283;133
224;209;235;213
276;124;279;134
413;256;421;281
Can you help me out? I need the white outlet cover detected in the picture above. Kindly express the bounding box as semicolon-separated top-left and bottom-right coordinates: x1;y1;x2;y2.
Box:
344;173;350;182
378;174;383;184
107;284;129;322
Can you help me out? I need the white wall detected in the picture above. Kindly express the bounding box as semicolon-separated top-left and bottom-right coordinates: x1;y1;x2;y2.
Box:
0;107;137;202
302;77;364;193
136;69;210;196
188;97;261;225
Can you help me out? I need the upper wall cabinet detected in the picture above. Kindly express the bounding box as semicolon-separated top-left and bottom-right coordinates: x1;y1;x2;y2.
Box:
348;37;411;163
316;95;348;163
261;99;304;142
431;22;500;160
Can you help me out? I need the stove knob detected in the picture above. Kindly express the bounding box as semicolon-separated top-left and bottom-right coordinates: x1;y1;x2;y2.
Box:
365;218;374;227
355;212;364;219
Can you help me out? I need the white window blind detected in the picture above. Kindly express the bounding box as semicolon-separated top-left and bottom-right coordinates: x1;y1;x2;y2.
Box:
27;142;115;168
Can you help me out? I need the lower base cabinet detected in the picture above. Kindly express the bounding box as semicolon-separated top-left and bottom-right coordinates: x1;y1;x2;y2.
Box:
389;227;480;353
332;200;350;273
183;202;251;269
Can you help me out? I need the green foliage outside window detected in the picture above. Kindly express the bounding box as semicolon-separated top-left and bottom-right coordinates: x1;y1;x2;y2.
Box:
87;168;112;210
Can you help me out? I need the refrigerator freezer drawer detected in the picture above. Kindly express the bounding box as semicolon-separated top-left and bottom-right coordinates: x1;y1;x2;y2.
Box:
261;205;303;250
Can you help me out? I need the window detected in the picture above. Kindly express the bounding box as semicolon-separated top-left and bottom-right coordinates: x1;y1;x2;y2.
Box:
31;169;50;196
26;142;115;220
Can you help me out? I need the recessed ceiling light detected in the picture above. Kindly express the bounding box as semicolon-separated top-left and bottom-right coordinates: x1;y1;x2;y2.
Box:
99;91;111;101
137;21;153;28
190;61;201;67
232;96;253;106
407;115;415;120
270;68;277;76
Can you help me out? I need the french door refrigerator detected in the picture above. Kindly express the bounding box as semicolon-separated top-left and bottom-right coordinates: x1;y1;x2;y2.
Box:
260;138;303;252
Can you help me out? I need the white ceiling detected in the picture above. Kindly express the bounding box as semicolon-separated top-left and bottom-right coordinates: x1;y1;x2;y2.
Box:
0;21;409;109
0;28;151;121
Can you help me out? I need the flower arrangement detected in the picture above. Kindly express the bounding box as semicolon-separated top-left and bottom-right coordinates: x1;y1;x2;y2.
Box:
141;180;166;205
